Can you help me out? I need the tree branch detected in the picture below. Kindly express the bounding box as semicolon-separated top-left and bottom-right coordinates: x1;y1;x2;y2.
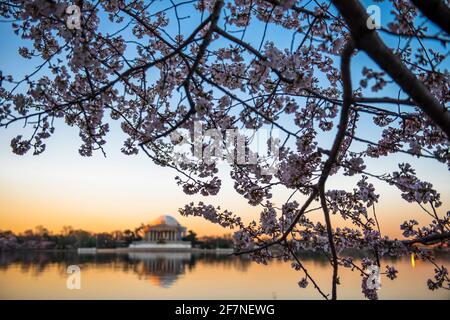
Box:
331;0;450;139
410;0;450;34
402;231;450;246
183;0;224;85
316;41;356;300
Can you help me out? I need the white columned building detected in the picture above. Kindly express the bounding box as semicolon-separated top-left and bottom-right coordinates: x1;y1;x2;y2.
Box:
129;215;191;250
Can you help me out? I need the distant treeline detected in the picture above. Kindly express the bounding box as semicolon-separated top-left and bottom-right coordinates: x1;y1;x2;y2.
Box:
0;225;233;250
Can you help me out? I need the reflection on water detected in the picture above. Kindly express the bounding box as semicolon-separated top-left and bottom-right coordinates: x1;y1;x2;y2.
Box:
0;251;449;299
130;252;191;288
128;252;251;288
0;251;253;288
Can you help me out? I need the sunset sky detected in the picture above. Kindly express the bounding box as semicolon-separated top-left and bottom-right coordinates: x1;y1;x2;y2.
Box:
0;0;448;238
1;116;448;237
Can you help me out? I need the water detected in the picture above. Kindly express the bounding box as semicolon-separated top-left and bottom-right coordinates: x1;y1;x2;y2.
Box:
0;251;448;299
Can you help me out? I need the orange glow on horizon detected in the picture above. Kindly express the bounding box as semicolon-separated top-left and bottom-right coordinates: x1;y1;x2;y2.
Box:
1;129;448;239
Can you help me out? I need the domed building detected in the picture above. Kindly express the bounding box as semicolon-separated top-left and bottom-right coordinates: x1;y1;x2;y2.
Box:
129;215;191;250
144;215;187;242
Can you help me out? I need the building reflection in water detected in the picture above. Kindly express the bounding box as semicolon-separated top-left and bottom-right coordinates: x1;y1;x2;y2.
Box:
0;250;253;289
128;252;192;288
1;251;449;299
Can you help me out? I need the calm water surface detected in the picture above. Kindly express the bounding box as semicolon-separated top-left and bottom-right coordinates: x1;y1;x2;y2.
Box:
0;251;448;299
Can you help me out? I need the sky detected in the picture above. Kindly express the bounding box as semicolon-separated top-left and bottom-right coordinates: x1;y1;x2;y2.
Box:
0;0;448;237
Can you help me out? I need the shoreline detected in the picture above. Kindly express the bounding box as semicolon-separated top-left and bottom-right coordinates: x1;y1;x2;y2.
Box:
1;247;448;255
0;247;236;254
90;247;235;254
